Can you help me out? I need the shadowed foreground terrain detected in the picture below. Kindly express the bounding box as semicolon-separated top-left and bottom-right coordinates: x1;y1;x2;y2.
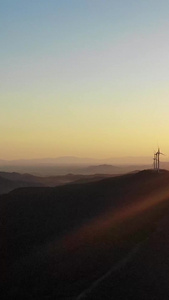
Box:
84;214;169;300
1;170;169;299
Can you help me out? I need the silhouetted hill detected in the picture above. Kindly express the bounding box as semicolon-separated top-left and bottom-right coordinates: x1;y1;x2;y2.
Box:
0;174;44;194
1;170;169;299
0;171;116;193
0;171;83;187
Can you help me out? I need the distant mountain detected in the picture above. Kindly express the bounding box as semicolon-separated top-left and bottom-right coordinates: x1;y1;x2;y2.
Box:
80;164;150;175
1;155;166;175
0;155;157;166
84;164;123;174
0;156;100;165
0;162;152;176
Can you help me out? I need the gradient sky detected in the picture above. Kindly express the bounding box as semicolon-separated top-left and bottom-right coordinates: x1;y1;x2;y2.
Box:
1;0;169;160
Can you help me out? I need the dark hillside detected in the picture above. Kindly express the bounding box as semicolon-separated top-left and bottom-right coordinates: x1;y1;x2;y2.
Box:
0;171;115;192
0;175;44;194
1;170;169;299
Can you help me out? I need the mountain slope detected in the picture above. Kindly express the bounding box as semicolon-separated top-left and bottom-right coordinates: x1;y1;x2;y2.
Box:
85;211;169;300
1;170;169;299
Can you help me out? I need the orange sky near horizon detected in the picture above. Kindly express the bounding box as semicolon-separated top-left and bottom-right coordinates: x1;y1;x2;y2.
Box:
1;1;169;160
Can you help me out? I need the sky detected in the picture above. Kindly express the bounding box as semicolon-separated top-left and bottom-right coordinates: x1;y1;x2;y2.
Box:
1;0;169;161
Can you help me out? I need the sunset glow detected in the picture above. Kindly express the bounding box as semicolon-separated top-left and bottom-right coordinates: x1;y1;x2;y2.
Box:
1;1;169;160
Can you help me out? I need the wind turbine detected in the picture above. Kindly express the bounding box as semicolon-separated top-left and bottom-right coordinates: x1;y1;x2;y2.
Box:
153;152;157;171
156;147;164;172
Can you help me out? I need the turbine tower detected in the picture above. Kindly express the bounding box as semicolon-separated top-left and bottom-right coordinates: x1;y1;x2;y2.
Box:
156;147;164;172
153;152;157;171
